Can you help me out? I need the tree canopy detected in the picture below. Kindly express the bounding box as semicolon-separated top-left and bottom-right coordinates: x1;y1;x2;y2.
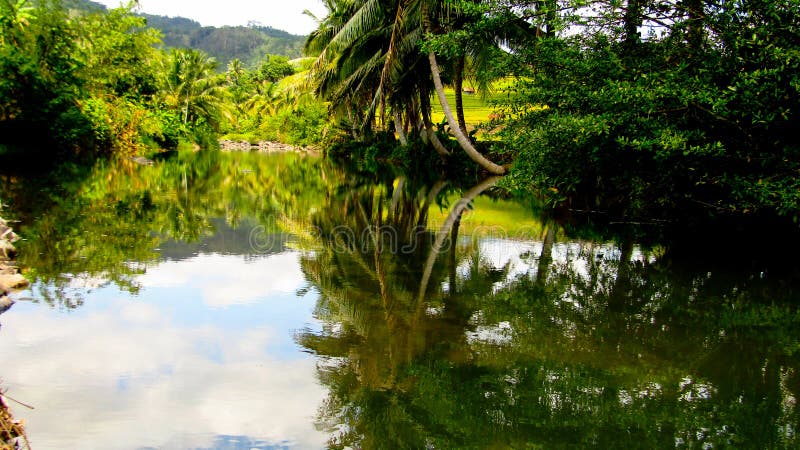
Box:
1;0;797;224
303;0;800;222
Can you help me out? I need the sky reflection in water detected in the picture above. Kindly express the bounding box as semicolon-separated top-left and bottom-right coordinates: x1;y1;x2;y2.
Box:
1;247;328;450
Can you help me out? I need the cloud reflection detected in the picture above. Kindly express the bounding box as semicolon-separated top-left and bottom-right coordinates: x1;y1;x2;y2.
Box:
0;252;327;450
138;253;306;308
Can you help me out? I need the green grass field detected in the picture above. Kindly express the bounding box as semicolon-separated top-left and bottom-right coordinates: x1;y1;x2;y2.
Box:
430;88;504;128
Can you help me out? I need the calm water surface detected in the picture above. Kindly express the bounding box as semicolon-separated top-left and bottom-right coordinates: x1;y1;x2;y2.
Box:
0;151;797;449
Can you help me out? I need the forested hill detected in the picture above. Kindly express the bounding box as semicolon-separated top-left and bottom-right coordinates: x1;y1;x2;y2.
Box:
65;0;306;67
141;15;306;67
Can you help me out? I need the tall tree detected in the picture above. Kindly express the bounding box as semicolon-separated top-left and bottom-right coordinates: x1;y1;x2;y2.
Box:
422;0;506;174
158;48;230;130
305;0;511;171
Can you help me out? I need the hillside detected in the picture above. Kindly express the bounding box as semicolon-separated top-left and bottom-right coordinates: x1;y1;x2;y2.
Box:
64;0;306;68
142;15;306;68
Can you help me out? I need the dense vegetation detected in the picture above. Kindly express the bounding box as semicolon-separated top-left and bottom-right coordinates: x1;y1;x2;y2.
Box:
2;0;798;226
0;0;324;159
302;0;799;223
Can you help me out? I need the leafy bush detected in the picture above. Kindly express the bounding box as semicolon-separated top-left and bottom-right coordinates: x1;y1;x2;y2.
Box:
499;2;800;222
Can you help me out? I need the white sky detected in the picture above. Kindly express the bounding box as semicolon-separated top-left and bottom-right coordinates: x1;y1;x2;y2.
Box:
93;0;328;35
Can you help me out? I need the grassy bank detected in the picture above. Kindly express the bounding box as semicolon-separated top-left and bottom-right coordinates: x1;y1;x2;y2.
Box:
430;88;503;129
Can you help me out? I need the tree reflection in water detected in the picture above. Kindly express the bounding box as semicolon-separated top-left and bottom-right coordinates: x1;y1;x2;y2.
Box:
3;153;798;448
4;151;329;308
297;174;799;449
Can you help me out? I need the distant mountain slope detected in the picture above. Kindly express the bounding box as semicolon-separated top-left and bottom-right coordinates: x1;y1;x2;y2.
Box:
142;15;306;68
64;0;306;68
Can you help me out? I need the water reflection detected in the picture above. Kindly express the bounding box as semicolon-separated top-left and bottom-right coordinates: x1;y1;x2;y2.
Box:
1;251;327;449
6;151;325;308
1;152;332;448
0;152;798;448
296;173;799;449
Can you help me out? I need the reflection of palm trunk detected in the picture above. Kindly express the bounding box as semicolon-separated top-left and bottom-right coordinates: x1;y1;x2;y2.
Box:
372;197;390;310
417;179;448;230
449;213;462;293
389;177;406;221
536;222;556;285
608;240;633;312
417;176;499;306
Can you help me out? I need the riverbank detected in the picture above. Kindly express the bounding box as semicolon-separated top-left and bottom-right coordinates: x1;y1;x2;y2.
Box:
0;214;28;306
0;210;30;449
218;140;320;156
1;392;29;450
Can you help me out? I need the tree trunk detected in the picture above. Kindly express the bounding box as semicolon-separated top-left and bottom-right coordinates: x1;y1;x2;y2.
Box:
393;111;408;146
417;179;448;229
544;0;557;38
449;213;461;293
453;55;468;135
536;222;556;285
428;51;506;174
684;0;705;53
608;239;634;313
420;90;450;156
427;123;450;157
624;0;642;51
346;103;360;140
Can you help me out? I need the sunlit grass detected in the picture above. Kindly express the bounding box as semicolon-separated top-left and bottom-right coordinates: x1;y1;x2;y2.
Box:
430;88;505;128
427;195;547;239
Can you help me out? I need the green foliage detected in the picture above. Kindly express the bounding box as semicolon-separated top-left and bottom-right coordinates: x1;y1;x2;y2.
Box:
219;55;331;147
0;0;89;152
255;54;294;82
81;96;179;156
76;4;161;98
157;48;230;131
0;0;187;156
303;0;800;221
0;1;267;158
496;0;800;221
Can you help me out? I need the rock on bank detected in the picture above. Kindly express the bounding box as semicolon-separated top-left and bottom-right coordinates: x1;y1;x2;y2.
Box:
0;213;28;313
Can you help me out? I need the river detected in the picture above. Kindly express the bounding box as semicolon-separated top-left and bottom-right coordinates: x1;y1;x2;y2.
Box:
0;150;798;449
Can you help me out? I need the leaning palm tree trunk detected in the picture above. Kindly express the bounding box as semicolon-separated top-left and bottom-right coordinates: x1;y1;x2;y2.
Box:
423;114;450;157
428;52;505;174
419;91;450;156
416;176;500;306
453;55;468;135
393;111;408;146
427;127;450;157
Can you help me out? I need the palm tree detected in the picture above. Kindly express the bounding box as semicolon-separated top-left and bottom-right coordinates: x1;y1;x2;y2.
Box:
305;0;509;172
244;80;280;117
305;1;433;138
159;49;230;130
420;0;507;174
